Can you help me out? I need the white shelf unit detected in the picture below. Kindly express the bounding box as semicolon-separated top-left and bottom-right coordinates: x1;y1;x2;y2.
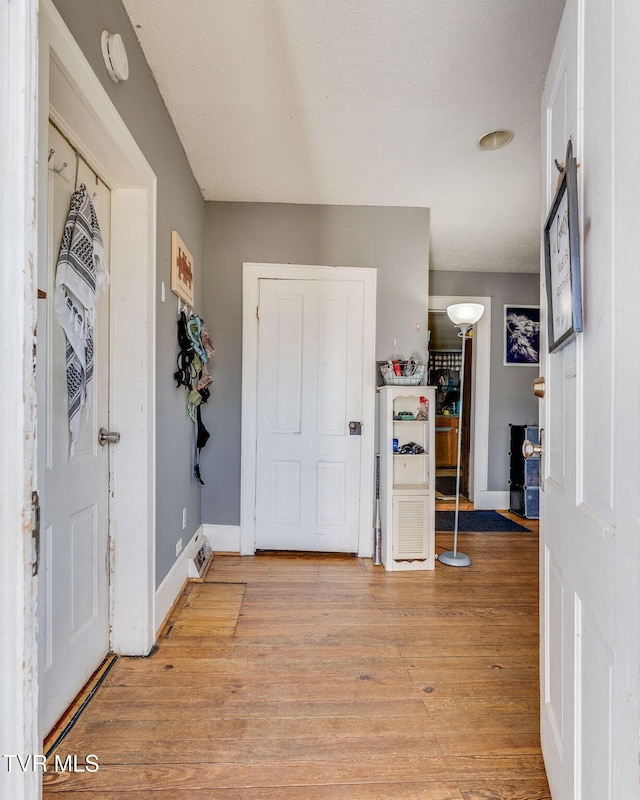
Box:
378;386;436;571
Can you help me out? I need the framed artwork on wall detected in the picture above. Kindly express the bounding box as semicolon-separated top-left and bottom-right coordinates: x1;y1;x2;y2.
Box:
504;304;540;366
543;138;583;352
171;230;194;307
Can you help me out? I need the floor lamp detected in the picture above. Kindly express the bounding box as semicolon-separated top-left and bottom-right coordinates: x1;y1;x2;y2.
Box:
439;302;485;568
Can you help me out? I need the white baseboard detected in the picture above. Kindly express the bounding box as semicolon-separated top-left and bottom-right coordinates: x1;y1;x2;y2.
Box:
473;490;510;510
155;525;205;636
202;523;241;553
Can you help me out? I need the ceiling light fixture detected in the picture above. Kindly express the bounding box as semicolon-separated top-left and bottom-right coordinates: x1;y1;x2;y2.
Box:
478;129;514;150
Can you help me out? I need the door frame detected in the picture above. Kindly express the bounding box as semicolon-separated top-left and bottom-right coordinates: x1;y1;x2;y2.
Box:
241;263;377;557
428;295;492;506
38;0;157;657
0;0;39;796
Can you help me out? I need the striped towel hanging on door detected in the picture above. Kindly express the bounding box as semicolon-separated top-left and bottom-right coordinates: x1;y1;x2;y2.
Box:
54;183;109;456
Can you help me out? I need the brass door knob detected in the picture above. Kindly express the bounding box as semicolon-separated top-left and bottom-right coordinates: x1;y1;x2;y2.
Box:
522;439;542;459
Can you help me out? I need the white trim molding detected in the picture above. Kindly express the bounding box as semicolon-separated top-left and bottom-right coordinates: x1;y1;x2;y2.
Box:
429;295;492;506
203;524;242;553
241;263;377;557
0;0;40;798
155;526;206;636
39;0;157;657
474;491;510;510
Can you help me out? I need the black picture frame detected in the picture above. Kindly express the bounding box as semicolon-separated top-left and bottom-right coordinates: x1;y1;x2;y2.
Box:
543;139;583;352
504;305;540;366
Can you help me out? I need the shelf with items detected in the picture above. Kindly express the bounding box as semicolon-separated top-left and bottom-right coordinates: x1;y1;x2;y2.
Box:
378;386;436;571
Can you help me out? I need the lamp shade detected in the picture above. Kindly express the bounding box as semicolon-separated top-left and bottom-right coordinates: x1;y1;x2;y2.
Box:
446;302;485;327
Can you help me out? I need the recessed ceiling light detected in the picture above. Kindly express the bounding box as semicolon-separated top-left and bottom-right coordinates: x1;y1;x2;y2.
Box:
478;129;514;150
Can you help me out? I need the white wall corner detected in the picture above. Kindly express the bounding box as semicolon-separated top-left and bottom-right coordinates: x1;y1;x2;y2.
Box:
203;523;241;554
155;525;205;636
473;490;510;510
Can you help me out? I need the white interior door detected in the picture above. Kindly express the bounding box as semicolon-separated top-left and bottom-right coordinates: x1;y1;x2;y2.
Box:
254;278;365;552
38;123;111;734
539;2;640;797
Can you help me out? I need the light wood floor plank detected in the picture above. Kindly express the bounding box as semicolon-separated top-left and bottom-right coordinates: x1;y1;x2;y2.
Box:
43;526;549;798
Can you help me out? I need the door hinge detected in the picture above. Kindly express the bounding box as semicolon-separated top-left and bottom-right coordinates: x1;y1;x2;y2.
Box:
31;490;41;577
256;305;260;319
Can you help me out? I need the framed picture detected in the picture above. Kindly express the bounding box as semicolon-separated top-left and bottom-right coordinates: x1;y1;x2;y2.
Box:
171;230;194;307
504;305;540;366
543;139;583;352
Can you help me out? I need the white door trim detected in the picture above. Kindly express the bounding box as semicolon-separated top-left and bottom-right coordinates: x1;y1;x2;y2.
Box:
0;0;39;796
39;0;157;656
242;263;377;557
428;295;492;506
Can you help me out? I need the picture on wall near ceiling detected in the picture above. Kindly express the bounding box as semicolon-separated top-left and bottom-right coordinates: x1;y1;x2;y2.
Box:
504;305;540;366
171;230;194;307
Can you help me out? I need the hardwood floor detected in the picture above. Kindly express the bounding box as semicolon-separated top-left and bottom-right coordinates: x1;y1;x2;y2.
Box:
43;520;549;799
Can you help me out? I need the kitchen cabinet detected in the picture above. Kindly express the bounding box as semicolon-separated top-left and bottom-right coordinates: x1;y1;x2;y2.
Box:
435;415;459;467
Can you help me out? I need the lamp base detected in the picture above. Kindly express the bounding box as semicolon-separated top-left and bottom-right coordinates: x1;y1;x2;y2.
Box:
439;550;472;567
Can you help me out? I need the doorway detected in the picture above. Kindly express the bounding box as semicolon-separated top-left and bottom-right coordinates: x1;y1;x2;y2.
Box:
37;122;112;734
38;0;157;681
428;296;491;508
241;263;377;557
428;310;475;505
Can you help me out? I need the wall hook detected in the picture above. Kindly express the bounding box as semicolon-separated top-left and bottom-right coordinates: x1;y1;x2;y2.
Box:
48;147;68;174
177;297;192;317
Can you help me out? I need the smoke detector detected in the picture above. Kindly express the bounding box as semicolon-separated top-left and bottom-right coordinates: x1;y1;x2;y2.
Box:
101;31;129;83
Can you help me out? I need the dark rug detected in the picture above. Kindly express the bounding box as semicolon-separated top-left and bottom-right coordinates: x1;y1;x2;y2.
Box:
435;510;530;533
436;476;458;496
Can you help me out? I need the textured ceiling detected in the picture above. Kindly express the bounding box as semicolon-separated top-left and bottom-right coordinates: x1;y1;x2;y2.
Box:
122;0;565;272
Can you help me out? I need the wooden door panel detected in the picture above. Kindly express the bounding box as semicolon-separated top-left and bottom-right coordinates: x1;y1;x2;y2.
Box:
255;279;364;553
540;2;620;797
40;123;111;734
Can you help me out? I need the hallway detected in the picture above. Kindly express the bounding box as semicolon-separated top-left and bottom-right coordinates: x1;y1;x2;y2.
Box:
43;522;549;799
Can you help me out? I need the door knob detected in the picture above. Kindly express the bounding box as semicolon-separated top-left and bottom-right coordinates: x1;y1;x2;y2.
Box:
98;428;121;446
522;439;542;459
533;376;545;398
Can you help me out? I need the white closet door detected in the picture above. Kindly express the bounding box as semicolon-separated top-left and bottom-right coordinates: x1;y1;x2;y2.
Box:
39;123;111;733
254;278;365;552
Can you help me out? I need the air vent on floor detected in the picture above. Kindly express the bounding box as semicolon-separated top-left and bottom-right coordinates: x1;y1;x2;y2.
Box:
188;539;213;580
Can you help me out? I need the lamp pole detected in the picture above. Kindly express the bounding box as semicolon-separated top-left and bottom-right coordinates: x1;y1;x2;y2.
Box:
439;302;484;568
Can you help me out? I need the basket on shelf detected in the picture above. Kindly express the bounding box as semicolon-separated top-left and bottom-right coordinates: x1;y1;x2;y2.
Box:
380;359;425;386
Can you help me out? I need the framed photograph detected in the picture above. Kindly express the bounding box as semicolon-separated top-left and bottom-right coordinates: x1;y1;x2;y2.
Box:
171;230;194;307
504;305;540;366
543;139;583;352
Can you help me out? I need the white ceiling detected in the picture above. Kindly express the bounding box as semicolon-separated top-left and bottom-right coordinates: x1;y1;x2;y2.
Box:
122;0;565;272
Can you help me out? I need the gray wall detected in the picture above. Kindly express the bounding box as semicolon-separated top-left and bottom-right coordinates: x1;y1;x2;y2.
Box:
429;270;540;491
202;202;430;526
52;0;206;586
